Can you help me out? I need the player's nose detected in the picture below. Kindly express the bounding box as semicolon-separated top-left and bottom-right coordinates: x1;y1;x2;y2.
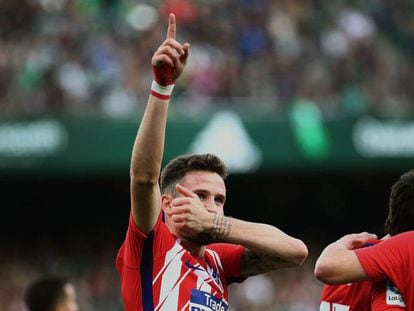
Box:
205;199;221;214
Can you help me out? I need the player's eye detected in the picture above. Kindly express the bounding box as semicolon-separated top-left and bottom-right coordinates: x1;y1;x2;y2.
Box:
197;193;205;201
215;197;224;205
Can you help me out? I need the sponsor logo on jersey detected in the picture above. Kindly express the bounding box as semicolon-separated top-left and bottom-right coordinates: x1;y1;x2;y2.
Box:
190;289;228;311
386;280;406;306
185;259;204;272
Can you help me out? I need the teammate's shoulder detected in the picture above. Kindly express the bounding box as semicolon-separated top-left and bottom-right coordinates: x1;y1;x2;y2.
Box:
399;230;414;237
391;231;414;241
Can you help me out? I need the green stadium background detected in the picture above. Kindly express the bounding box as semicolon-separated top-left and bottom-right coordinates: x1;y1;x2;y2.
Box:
1;0;414;310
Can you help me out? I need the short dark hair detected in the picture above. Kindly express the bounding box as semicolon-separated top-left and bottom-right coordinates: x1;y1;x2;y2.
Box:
385;169;414;236
24;276;70;311
160;153;227;195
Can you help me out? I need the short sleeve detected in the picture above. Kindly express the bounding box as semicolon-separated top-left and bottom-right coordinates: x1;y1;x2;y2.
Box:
355;232;414;294
208;243;246;284
117;213;164;268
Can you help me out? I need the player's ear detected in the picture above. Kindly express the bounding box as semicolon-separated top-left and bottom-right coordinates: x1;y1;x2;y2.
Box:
161;194;173;214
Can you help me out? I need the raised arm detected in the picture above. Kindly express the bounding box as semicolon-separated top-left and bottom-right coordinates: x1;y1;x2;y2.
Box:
314;232;377;284
130;14;190;233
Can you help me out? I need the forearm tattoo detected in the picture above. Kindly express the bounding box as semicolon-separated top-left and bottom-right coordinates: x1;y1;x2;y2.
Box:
241;249;287;276
211;214;231;240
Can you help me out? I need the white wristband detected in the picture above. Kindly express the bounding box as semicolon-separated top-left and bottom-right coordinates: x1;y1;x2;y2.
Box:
151;80;175;100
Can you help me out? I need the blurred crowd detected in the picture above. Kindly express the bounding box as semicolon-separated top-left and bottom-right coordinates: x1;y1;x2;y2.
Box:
3;1;411;309
0;238;322;311
0;239;122;311
0;0;413;119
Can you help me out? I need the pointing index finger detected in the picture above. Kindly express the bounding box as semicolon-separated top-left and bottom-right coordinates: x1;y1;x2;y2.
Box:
167;13;176;40
176;184;197;199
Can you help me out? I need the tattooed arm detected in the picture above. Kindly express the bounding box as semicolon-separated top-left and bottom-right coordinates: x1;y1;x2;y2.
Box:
213;217;308;277
167;184;307;273
240;249;298;277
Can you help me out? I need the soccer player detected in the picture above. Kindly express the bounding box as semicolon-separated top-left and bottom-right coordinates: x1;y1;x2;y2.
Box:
319;239;380;311
315;170;414;310
319;239;406;311
24;275;79;311
115;13;308;311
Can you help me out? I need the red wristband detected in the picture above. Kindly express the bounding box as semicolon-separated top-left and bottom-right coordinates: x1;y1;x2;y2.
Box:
152;65;175;86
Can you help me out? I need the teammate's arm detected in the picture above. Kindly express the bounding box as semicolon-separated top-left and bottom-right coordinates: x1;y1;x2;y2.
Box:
314;232;377;285
130;14;189;233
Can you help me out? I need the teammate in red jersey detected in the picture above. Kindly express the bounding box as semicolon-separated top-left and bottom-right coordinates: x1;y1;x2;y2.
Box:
319;240;380;311
320;281;373;311
116;13;308;311
319;239;406;311
315;170;414;310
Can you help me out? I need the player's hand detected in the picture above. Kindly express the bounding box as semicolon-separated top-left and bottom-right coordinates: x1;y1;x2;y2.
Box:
168;184;215;243
151;13;190;85
339;232;378;250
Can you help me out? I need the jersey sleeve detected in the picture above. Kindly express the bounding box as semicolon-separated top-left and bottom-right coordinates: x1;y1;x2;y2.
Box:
208;243;246;284
354;232;414;294
371;280;407;310
116;212;165;269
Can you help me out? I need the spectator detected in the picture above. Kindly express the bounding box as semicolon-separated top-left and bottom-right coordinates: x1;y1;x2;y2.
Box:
24;275;79;311
0;0;412;118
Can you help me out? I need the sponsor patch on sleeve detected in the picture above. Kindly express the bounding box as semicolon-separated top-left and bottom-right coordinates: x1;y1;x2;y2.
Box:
386;280;406;307
190;289;229;311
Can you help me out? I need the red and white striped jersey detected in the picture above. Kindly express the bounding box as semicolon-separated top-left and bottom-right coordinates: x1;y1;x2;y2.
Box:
116;213;245;311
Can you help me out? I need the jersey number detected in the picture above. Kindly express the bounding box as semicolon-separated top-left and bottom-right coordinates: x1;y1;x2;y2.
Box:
320;301;350;311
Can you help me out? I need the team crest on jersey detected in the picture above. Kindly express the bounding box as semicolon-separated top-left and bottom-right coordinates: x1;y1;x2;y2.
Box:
207;266;223;291
386;280;406;306
190;289;229;311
